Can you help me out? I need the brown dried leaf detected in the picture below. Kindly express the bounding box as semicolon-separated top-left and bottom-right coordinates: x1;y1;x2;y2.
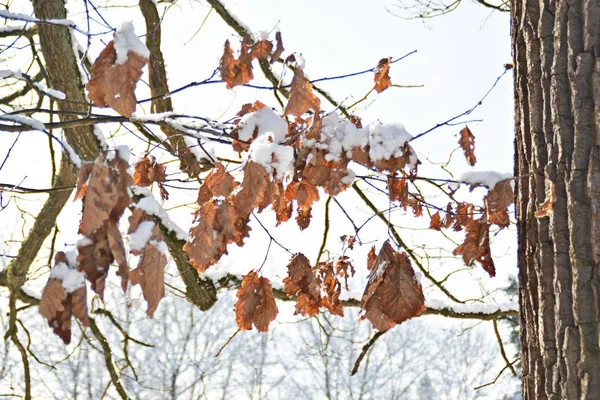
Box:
234;161;274;215
235;271;279;332
184;199;250;272
74;163;94;201
283;253;321;316
315;262;344;317
360;241;426;331
39;278;70;343
388;176;409;208
429;211;443;230
271;182;293;225
251;39;273;59
295;207;312;231
197;163;238;205
39;253;89;344
374;57;392;93
485;178;514;228
535;178;556;218
107;219;128;291
271;31;284;63
453;218;495;277
78;158;120;237
133;155;169;200
87;41;148;117
129;239;166;318
236;100;267;117
458;126;477;166
77;230;112;298
220;37;254;89
367;246;377;271
284;68;320;117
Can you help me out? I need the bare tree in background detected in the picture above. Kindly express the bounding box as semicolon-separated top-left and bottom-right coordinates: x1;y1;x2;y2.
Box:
0;0;522;398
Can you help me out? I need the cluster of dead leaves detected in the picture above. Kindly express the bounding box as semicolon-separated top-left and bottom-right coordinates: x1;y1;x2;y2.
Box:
282;253;354;318
428;178;515;277
134;155;169;200
40;151;168;342
220;32;284;89
234;240;423;333
87;41;148;117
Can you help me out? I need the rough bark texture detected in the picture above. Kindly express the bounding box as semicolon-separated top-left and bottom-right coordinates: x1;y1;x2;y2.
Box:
513;0;600;398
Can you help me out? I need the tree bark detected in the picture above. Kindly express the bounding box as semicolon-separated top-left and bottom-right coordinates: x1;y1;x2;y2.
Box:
512;0;600;398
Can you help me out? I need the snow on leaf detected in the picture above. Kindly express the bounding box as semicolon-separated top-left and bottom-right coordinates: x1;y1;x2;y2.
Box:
220;37;254;89
127;208;167;317
40;252;89;344
283;253;321;317
133;155;169;200
458;126;477;166
452;218;495;277
284;68;320;117
374;57;392;93
86;39;149;117
197;162;238;204
235;271;279;332
359;241;426;331
484;178;514;228
301;149;354;196
535;178;556;218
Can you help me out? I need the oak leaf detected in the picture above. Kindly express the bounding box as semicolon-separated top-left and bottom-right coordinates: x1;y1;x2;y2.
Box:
251;39;273;59
484;178;514;228
87;41;148;117
77;230;112;298
271;31;284;63
284;68;320;117
39;252;89;344
374;57;392;93
197;162;238;205
388;175;409;208
127;208;167;317
133;155;169;200
359;241;426;331
235;271;278;332
315;262;344;316
283;253;321;316
458;126;477;166
184;199;250;272
453;218;495;277
220;37;254;89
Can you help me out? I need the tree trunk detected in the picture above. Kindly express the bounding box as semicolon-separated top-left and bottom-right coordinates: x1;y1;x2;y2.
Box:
512;0;600;398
